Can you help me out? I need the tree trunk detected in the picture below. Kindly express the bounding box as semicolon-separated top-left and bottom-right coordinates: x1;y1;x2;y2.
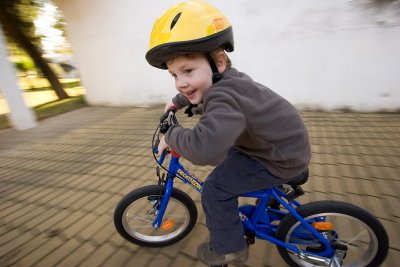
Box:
0;7;69;100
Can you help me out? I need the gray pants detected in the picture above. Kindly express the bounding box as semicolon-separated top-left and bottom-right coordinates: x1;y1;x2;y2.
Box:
201;148;299;254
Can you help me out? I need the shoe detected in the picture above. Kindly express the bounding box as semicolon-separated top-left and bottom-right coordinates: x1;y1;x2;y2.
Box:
197;242;248;266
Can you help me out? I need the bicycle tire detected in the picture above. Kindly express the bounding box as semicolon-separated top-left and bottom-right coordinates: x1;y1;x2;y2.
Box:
276;200;388;267
114;185;198;247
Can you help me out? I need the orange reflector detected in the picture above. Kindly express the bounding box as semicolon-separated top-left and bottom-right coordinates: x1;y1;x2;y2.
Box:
312;221;335;231
160;219;175;230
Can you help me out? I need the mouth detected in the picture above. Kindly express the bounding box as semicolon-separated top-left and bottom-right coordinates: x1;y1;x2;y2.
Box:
184;89;197;99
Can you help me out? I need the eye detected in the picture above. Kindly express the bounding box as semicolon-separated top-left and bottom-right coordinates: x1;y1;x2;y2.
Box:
184;69;193;74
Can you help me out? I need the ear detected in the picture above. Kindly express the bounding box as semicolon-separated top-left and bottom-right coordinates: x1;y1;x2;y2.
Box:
215;51;227;73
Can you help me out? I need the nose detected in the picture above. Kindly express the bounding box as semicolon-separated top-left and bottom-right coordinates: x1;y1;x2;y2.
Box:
175;76;188;91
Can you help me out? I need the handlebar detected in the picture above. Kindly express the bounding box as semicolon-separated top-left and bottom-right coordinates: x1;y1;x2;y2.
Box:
159;108;179;134
152;108;183;170
159;107;177;123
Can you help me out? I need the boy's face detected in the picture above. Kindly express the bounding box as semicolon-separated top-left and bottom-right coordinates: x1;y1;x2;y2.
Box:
167;54;213;105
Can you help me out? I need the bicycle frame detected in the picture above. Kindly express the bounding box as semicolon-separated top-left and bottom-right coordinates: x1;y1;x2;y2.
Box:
154;149;336;261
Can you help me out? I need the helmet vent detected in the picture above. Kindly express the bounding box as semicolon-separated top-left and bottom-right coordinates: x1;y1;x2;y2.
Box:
170;12;182;30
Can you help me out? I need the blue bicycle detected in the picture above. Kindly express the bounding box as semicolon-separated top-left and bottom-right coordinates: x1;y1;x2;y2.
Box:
114;109;389;267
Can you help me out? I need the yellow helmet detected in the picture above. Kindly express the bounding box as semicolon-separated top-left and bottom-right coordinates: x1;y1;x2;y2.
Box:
146;0;234;69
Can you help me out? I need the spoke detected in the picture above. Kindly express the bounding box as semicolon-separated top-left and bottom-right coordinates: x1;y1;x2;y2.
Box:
128;215;154;224
343;229;368;246
126;215;158;229
336;230;368;253
129;225;157;228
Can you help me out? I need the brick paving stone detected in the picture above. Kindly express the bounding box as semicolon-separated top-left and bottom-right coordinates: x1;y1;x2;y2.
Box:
51;210;86;231
24;208;61;231
380;179;400;197
56;190;90;209
79;242;117;266
104;178;135;195
383;195;400;219
167;255;196;267
0;230;34;257
91;219;120;245
143;252;175;266
35;238;81;267
45;187;78;207
102;247;136;267
37;187;70;205
85;176;116;191
55;241;96;267
16;186;51;203
9;205;53;229
325;177;343;194
0;202;24;220
94;177;120;192
16;235;64;267
62;213;98;239
97;194;125;213
65;174;97;188
69;191;100;210
384;249;400;267
0;225;8;237
77;214;110;241
34;209;71;234
81;192;114;212
4;233;50;265
4;204;46;229
127;248;162;266
381;220;400;250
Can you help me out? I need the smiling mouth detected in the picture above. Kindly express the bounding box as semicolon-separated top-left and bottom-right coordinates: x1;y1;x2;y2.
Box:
185;90;197;98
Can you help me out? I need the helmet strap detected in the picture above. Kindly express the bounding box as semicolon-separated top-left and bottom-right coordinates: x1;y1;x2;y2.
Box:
205;53;223;84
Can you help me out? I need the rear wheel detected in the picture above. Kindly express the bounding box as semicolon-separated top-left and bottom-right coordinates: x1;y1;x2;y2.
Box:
114;185;198;247
276;200;388;267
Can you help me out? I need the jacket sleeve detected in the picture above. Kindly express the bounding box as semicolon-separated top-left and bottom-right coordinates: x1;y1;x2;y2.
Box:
165;89;246;166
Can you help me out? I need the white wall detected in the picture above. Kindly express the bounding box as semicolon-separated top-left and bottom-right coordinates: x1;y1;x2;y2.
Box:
55;0;400;111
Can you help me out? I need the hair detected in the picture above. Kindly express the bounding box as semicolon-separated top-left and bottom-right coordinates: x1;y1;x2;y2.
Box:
166;48;232;70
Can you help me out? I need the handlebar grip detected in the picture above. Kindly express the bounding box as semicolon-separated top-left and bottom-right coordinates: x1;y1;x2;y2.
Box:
159;107;177;122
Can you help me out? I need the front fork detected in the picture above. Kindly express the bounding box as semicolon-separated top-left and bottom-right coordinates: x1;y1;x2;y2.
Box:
152;177;174;228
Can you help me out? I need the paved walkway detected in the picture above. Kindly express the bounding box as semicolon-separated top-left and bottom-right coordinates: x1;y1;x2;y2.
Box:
0;106;399;267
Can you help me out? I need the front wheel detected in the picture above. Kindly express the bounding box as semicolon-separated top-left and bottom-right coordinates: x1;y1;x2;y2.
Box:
276;200;388;267
114;185;198;247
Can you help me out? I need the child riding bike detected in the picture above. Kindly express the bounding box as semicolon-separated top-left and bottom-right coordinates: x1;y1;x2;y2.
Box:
145;1;311;265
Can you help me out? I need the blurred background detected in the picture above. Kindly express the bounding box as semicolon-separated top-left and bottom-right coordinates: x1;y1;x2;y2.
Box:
1;0;400;130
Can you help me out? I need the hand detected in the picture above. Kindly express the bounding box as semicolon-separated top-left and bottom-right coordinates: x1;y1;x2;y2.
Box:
164;100;177;112
157;136;169;156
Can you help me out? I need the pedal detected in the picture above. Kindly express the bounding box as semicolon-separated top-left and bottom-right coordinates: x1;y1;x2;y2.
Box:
245;231;256;245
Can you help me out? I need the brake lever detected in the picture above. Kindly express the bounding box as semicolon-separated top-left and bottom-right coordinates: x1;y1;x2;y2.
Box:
159;108;179;134
159;107;177;122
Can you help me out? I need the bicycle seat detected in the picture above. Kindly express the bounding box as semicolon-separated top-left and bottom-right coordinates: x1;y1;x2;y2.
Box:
286;169;309;186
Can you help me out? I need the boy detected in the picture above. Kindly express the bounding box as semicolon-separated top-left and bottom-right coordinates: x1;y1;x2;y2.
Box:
146;1;311;265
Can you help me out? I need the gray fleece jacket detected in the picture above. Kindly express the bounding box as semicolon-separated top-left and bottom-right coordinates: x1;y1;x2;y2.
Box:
166;67;311;179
